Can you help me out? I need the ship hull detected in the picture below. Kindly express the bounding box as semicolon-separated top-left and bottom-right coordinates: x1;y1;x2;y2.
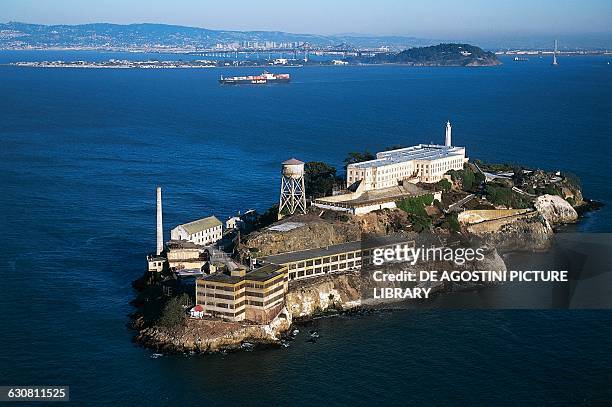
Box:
219;77;290;85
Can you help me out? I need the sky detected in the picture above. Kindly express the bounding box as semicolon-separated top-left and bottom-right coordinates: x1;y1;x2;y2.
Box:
1;0;611;38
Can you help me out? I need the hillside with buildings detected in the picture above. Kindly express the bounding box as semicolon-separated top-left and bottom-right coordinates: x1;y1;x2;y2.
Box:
131;119;598;353
0;21;435;51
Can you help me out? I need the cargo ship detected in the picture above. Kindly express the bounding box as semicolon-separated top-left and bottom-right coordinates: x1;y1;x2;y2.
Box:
219;71;290;85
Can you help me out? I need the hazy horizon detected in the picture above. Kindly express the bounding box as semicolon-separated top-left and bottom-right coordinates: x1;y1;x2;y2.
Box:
1;0;611;39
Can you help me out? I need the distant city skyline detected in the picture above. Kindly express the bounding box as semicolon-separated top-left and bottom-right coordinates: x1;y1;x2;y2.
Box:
1;0;611;40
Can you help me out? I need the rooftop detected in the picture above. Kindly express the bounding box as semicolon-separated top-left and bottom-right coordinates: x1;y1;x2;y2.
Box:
200;264;286;285
166;240;200;250
261;235;414;265
283;158;304;165
350;144;465;169
268;221;305;232
178;215;222;235
245;264;286;282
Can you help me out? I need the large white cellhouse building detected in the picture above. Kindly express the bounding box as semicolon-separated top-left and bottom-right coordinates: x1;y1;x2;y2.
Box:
346;121;467;190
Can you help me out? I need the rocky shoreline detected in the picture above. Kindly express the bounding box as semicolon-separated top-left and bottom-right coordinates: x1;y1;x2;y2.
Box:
132;246;507;353
131;177;603;354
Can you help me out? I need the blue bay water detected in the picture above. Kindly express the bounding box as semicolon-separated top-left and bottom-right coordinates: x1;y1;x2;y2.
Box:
1;52;612;405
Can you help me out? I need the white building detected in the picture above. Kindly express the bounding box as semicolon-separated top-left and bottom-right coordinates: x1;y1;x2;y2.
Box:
170;216;223;246
346;122;467;190
226;216;244;230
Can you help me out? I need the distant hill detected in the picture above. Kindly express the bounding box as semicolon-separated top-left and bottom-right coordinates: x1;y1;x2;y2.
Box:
360;43;501;66
0;22;438;50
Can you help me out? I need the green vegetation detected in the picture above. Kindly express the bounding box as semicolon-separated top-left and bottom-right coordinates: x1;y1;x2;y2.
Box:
436;178;452;192
257;204;279;228
396;194;434;232
158;293;190;329
484;184;530;209
344;151;375;167
397;194;434;216
304;161;342;198
448;165;480;192
366;43;501;66
542;184;562;196
441;213;461;232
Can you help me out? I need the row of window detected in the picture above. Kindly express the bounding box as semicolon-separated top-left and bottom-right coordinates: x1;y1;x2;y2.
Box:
288;259;362;280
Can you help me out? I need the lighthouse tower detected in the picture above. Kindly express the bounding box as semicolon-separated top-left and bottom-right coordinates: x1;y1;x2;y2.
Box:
445;120;452;147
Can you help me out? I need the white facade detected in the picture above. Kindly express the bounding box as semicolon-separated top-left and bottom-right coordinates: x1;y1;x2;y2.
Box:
170;216;223;246
347;144;467;190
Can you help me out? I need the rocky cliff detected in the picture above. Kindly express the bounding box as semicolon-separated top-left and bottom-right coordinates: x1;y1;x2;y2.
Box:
467;212;553;252
243;209;411;257
285;246;506;317
534;194;578;226
135;308;292;353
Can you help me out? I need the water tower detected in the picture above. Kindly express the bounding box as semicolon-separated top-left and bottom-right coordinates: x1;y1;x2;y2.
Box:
278;158;307;220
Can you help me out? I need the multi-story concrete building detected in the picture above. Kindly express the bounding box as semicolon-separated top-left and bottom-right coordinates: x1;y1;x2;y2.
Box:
261;235;413;282
166;240;207;270
347;144;467;189
171;215;223;246
346;122;467;190
195;264;288;323
194;237;412;322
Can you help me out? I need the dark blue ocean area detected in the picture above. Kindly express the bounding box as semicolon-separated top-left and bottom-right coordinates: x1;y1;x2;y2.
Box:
1;51;611;405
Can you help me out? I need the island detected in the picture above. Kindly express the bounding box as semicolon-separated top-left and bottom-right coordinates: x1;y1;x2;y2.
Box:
350;43;502;66
130;121;600;354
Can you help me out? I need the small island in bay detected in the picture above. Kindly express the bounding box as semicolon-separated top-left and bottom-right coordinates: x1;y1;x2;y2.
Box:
130;121;599;354
352;43;502;66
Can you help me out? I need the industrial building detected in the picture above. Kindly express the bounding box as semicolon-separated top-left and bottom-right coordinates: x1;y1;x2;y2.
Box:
170;215;223;246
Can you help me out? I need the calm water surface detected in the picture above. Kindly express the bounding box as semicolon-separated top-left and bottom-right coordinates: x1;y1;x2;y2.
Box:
1;52;611;405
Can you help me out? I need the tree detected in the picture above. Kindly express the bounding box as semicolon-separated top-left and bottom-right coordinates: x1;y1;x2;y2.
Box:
447;213;460;232
512;165;525;185
305;161;341;198
436;178;452;192
343;151;375;167
158;294;189;328
396;194;434;232
462;169;475;191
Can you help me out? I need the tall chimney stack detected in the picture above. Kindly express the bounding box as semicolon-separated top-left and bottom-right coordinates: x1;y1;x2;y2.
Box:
445;120;452;147
156;186;163;255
